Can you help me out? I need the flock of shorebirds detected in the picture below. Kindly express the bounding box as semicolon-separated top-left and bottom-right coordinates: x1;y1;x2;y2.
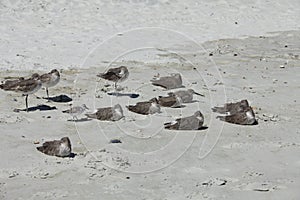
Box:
0;69;60;111
0;66;257;158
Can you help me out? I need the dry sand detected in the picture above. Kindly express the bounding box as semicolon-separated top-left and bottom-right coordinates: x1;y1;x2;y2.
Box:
0;0;299;199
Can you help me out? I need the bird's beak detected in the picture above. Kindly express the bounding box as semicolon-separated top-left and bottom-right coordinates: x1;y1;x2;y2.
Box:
193;91;205;97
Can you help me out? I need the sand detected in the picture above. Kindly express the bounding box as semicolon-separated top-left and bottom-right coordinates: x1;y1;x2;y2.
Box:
0;0;299;199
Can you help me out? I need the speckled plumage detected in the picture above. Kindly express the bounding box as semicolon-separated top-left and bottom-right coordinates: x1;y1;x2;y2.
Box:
85;104;124;121
127;98;161;115
37;137;71;157
164;111;204;130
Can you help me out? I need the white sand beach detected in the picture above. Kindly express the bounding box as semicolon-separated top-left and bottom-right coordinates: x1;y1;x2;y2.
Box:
0;0;299;199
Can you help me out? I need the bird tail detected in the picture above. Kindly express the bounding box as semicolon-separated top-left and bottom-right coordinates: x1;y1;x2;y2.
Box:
126;105;133;111
85;113;97;119
97;73;103;77
216;115;226;121
164;121;177;129
164;122;172;129
151;81;160;86
0;84;12;91
211;107;218;112
212;107;227;114
126;105;145;114
152;82;167;89
0;82;10;90
97;73;107;79
36;146;45;153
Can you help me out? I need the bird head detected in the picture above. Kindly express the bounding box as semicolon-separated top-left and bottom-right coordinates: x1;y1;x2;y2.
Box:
82;104;89;110
61;137;71;145
31;73;40;80
194;111;204;120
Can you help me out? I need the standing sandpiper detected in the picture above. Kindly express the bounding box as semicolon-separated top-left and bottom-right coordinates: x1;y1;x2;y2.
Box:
62;104;89;121
39;69;60;98
0;73;42;112
97;66;129;89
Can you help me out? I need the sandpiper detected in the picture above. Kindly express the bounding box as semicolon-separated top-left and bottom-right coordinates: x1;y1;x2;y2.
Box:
39;69;60;98
158;95;182;108
213;99;257;125
151;73;183;90
36;137;72;157
97;66;129;89
62;104;89;121
127;98;161;115
168;89;204;103
164;111;204;130
0;73;42;112
0;77;25;86
216;106;257;125
212;99;249;115
85;104;124;121
0;73;39;89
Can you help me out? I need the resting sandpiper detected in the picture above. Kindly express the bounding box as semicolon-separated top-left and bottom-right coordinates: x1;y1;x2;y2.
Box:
62;104;89;121
127;98;161;115
97;66;129;89
151;73;183;90
85;104;124;121
168;89;204;103
36;137;72;157
164;111;204;130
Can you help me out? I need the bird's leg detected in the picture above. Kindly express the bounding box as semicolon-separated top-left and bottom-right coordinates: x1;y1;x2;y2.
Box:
114;82;120;96
46;88;49;98
25;95;28;112
73;116;78;121
193;92;205;97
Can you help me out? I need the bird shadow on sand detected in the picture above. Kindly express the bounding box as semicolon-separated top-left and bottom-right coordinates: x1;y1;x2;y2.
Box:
69;153;77;158
164;126;209;131
67;117;92;122
40;94;73;103
216;118;259;126
198;126;209;130
231;120;259;126
166;105;186;108
187;100;199;103
107;92;139;98
178;105;186;108
14;104;57;112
